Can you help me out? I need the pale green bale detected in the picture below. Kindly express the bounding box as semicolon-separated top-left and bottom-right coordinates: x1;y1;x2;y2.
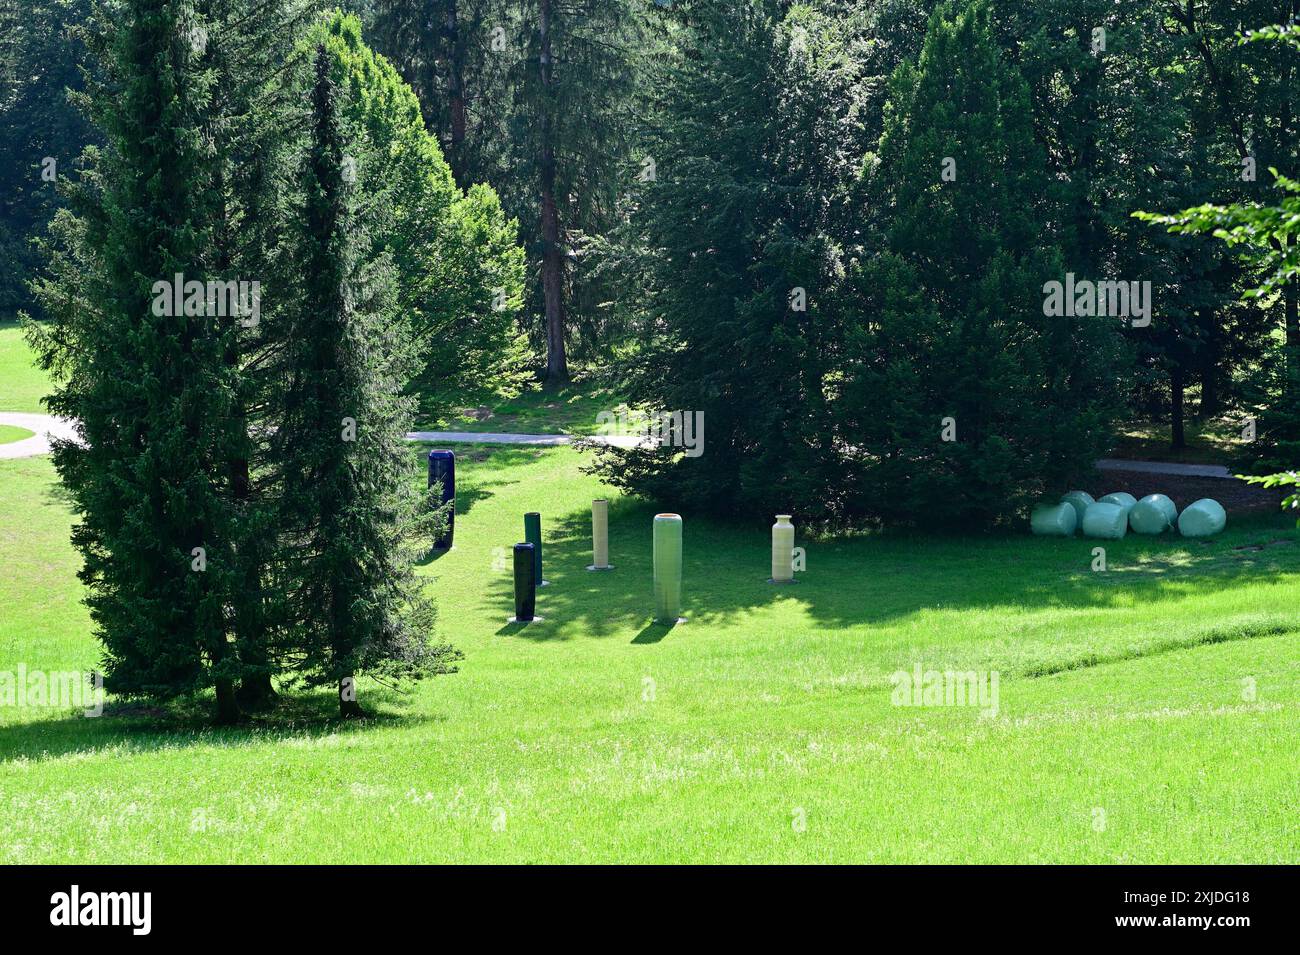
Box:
1129;497;1172;535
1098;491;1137;521
1082;501;1128;539
1059;490;1094;526
1138;493;1177;526
1178;498;1226;538
1031;502;1077;537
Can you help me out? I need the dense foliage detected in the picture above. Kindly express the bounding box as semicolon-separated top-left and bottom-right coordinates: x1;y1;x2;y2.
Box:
24;2;492;721
4;0;1297;545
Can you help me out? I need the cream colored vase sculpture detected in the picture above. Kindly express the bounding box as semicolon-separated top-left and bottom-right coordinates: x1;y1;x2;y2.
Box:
771;514;795;583
588;499;613;570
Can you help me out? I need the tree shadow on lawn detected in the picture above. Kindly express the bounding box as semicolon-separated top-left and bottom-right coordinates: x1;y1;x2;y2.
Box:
486;500;1300;642
0;685;446;764
409;444;544;519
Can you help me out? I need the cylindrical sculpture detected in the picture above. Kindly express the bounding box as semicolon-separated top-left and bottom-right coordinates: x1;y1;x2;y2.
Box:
771;514;795;582
653;513;683;623
512;542;536;622
1031;502;1077;537
427;450;456;549
1082;502;1128;539
588;499;613;570
1129;494;1177;535
1178;498;1226;538
524;511;547;586
1060;491;1094;527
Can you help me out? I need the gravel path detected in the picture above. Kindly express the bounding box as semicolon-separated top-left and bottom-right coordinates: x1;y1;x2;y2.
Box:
0;412;1281;519
1095;458;1234;479
0;412;80;460
0;414;647;460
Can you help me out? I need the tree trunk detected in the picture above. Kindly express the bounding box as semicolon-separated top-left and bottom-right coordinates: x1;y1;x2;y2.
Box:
339;677;364;719
1198;362;1220;420
1198;307;1221;419
215;678;241;725
231;455;278;709
1286;241;1298;353
1170;364;1187;450
445;0;467;183
539;0;568;383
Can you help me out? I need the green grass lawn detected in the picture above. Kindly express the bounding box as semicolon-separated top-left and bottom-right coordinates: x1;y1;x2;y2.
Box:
1108;418;1245;466
2;438;1298;863
417;378;626;435
0;320;52;414
0;425;35;445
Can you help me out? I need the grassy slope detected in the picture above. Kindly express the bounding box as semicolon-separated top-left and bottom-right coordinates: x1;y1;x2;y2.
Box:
416;380;625;435
2;440;1298;863
0;321;51;414
1108;419;1243;466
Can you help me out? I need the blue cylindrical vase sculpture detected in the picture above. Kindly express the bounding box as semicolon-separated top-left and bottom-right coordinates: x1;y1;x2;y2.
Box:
427;450;456;549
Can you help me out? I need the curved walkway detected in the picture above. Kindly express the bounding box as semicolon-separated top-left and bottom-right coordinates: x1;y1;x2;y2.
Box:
0;412;1249;474
0;413;646;461
0;412;80;460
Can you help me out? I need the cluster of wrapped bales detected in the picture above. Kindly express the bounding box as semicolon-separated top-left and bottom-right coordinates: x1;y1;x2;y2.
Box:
1030;491;1226;539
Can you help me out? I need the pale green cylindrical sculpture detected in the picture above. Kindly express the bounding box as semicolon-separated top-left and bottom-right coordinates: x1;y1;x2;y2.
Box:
588;499;613;570
1031;502;1077;537
1129;494;1177;535
1060;491;1094;526
653;513;683;623
1082;502;1128;539
1178;498;1226;538
771;514;795;582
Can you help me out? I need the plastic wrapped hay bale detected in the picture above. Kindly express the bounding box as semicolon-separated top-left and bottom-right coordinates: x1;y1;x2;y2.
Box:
1082;502;1128;539
1178;498;1226;538
1128;496;1175;535
1031;502;1077;537
1098;491;1137;520
1128;493;1177;535
1059;491;1094;527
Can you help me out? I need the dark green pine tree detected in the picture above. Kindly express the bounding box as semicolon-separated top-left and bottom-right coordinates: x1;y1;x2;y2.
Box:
271;44;460;718
0;0;99;313
203;0;320;710
28;0;248;721
839;0;1123;528
591;0;871;522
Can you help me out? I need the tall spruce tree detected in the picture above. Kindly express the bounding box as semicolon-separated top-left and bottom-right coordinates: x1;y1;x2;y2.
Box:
591;0;870;520
838;0;1122;527
270;43;460;718
28;0;248;721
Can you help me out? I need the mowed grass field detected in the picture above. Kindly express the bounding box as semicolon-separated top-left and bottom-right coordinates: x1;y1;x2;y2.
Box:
1;328;1298;863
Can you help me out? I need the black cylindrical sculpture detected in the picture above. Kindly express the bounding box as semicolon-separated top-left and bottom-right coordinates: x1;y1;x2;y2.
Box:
427;450;456;549
524;511;546;585
513;542;536;622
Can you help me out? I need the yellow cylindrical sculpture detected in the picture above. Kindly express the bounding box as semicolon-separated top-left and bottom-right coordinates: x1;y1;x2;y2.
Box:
589;498;613;570
771;514;795;583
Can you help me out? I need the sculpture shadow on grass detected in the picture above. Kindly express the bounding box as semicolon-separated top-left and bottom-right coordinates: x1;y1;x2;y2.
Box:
484;498;1300;642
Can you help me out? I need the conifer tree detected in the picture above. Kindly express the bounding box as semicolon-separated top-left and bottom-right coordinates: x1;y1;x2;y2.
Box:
29;0;248;721
270;43;460;718
592;1;871;520
839;0;1122;527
